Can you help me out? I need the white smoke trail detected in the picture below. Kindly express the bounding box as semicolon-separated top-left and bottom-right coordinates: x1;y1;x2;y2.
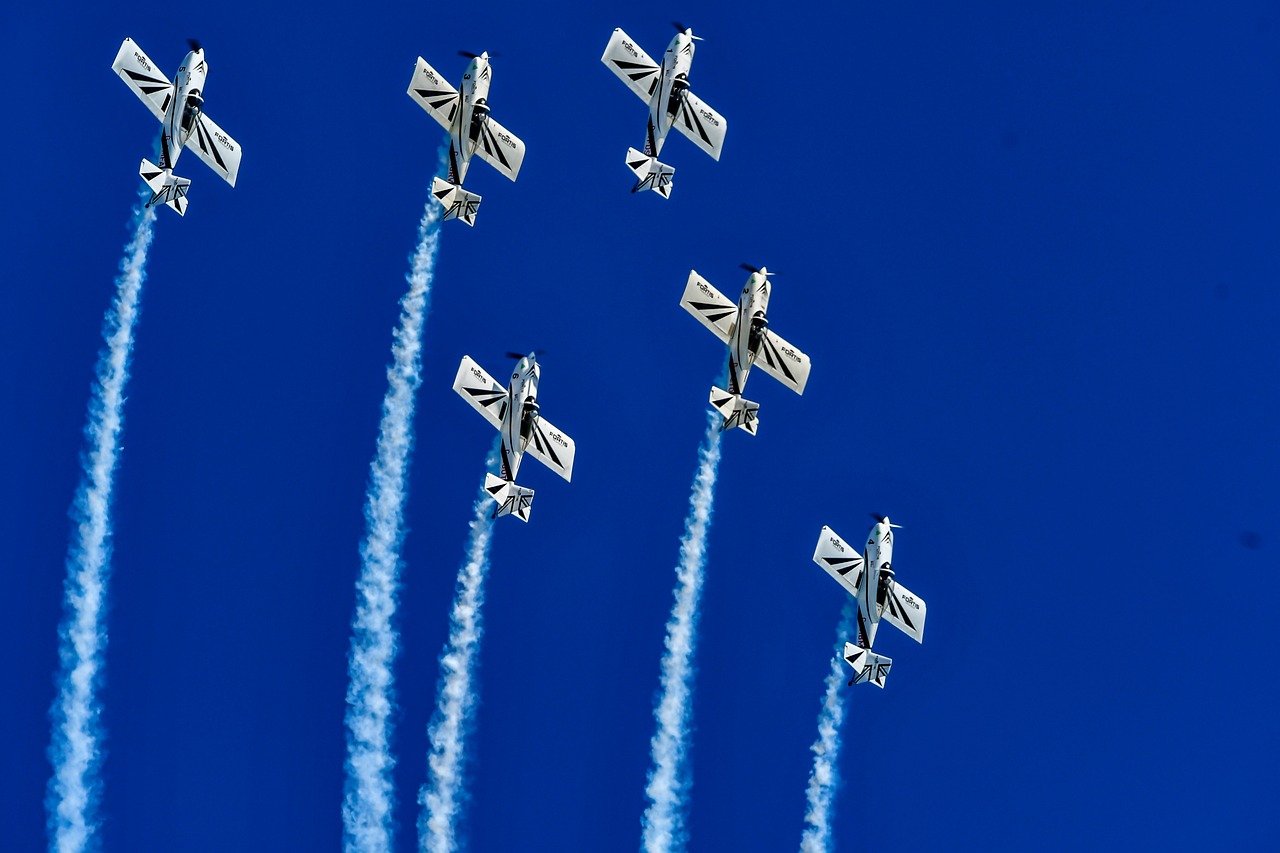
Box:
641;410;724;853
343;184;444;852
418;445;501;853
47;190;157;853
799;603;857;853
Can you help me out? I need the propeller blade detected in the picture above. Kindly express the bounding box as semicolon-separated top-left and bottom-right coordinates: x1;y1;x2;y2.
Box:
870;513;887;524
504;351;526;360
459;50;481;58
739;262;761;274
187;38;203;52
671;20;689;32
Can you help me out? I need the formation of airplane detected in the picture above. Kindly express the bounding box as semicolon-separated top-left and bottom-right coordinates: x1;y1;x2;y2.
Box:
452;353;575;522
408;51;526;225
112;38;241;216
103;33;933;686
601;24;727;197
680;265;811;434
813;517;927;687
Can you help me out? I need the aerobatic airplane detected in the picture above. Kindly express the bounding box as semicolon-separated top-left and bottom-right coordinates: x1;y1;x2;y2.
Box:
408;51;525;225
112;38;241;216
452;353;575;522
680;265;810;435
812;517;928;688
601;24;726;198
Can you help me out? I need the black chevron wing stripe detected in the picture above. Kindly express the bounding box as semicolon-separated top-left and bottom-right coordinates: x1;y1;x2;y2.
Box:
124;69;171;94
761;335;797;382
889;592;916;630
688;301;735;323
681;100;712;145
482;126;510;169
196;121;227;170
532;424;563;468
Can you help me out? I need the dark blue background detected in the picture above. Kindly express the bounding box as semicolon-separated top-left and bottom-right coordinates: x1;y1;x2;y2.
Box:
2;1;1276;849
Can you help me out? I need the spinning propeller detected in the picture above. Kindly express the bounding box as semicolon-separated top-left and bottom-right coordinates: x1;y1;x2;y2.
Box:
671;21;704;40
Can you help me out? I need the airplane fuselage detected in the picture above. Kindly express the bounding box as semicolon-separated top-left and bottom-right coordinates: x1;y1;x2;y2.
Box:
447;54;493;184
160;48;207;171
727;270;772;394
498;354;540;481
856;519;897;647
645;32;696;156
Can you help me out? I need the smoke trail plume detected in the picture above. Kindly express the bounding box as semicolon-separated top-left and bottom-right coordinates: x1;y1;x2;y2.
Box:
799;603;856;853
343;187;444;852
641;410;724;853
47;190;157;853
418;445;501;853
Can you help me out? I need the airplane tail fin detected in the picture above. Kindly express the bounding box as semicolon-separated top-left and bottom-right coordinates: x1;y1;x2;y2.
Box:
139;158;190;216
843;643;892;688
626;147;674;199
709;386;759;435
431;177;481;226
484;473;534;523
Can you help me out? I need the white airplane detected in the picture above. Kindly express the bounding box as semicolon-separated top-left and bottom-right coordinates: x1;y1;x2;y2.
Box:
111;38;241;216
680;265;810;435
812;516;927;688
601;24;726;198
408;51;526;226
452;352;575;522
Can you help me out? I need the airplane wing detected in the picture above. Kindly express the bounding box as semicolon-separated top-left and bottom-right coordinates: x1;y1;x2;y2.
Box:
526;415;575;482
674;91;727;161
756;328;811;394
112;38;173;122
453;356;508;431
601;28;661;103
813;526;864;597
881;580;926;643
680;271;737;343
475;117;525;181
408;57;461;131
185;112;242;186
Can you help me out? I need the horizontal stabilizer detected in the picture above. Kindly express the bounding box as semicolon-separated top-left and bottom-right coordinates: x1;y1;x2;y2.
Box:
626;147;674;198
484;473;533;522
710;386;759;435
432;177;481;225
844;643;892;688
139;158;189;216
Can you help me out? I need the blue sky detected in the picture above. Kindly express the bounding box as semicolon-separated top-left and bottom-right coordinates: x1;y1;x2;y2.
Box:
2;1;1278;849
